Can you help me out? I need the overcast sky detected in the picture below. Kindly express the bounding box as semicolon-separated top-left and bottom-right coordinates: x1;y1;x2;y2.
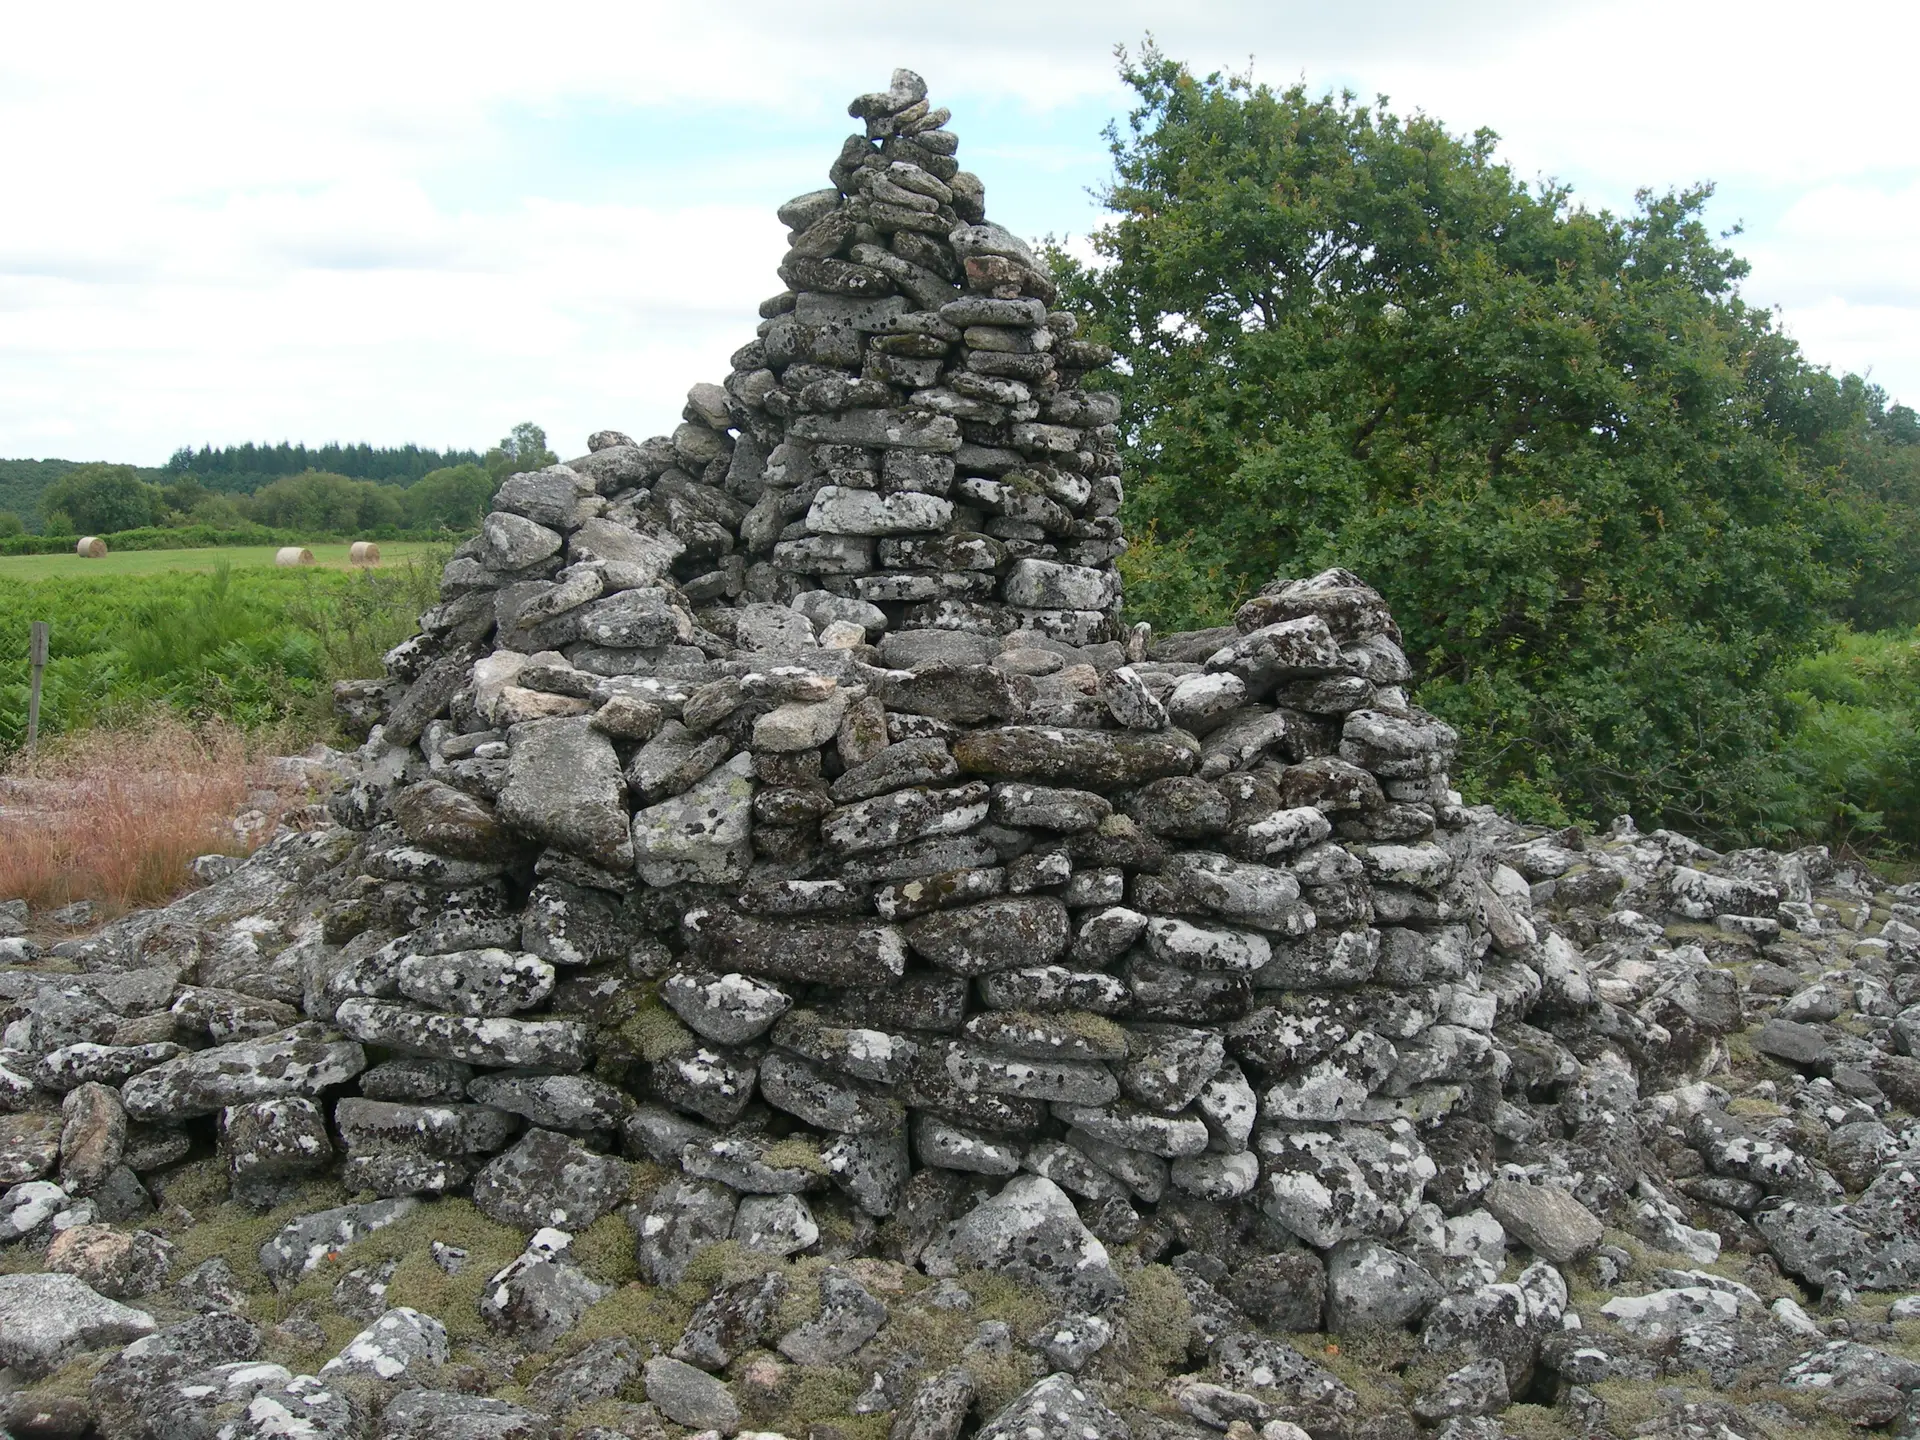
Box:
3;1;1915;466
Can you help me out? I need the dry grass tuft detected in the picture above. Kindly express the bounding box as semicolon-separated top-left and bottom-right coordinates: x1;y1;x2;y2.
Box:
0;712;308;915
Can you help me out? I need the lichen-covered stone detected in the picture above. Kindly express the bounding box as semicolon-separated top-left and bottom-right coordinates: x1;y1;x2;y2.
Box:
336;999;590;1070
496;717;633;872
120;1031;366;1121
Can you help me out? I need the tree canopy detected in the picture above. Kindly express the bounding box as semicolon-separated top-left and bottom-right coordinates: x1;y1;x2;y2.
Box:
402;463;496;531
484;422;558;483
1056;45;1920;838
39;464;165;535
244;471;406;531
165;441;482;492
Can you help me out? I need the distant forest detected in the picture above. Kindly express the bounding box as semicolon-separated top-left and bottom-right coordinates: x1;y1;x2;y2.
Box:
165;442;484;493
0;427;552;538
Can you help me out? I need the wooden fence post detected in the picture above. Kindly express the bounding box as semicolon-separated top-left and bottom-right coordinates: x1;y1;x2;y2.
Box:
27;621;48;753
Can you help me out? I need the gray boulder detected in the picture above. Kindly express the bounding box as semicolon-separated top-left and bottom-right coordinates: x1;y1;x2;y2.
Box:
380;1388;552;1440
471;1129;629;1231
1481;1179;1603;1263
479;511;563;569
334;1000;589;1070
891;1366;976;1440
776;1266;887;1363
120;1030;365;1120
496;717;633;872
733;1194;820;1261
44;1223;176;1299
219;1096;334;1182
631;753;755;886
976;1373;1129;1440
673;1271;786;1371
923;1174;1123;1311
258;1199;418;1284
1325;1241;1442;1332
636;1178;738;1286
479;1233;608;1349
224;1375;365;1440
526;1336;639;1414
396;949;555;1017
0;1270;157;1376
642;1355;740;1433
321;1305;449;1380
1413;1358;1511;1423
466;1073;627;1131
661;971;793;1045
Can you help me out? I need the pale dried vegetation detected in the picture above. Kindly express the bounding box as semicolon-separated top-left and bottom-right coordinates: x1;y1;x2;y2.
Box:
0;713;304;915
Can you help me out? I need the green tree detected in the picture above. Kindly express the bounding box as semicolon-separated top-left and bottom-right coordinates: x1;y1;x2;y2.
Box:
483;422;558;483
242;471;404;532
0;511;23;538
39;464;164;535
160;477;209;519
403;463;496;531
1057;46;1902;837
188;493;250;529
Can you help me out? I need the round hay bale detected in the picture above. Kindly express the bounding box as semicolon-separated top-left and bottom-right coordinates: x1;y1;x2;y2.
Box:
76;536;107;558
275;547;315;567
349;541;381;565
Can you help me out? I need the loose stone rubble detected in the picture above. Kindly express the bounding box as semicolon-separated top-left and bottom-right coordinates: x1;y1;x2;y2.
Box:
7;68;1920;1440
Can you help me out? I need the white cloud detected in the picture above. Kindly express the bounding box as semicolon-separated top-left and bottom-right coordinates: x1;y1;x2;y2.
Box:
0;0;1915;465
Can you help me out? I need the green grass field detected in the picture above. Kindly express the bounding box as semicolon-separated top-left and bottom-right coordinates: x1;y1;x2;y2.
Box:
1;547;447;749
0;541;440;581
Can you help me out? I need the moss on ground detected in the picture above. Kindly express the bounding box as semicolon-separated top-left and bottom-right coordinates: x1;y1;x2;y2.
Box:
20;1352;108;1399
0;1243;47;1275
1312;1328;1422;1416
1500;1402;1579;1440
1063;1010;1131;1055
557;1397;652;1434
671;1238;771;1294
570;1210;639;1287
864;1266;1053;1416
777;1365;891;1440
570;1281;692;1353
161;1169;355;1312
1590;1376;1716;1430
1108;1263;1190;1382
769;1255;830;1336
957;1266;1053;1343
269;1197;528;1345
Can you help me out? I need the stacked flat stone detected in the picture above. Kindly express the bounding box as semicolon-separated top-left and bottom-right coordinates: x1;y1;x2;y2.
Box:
745;69;1125;646
331;67;1123;740
321;516;1556;1290
298;74;1573;1304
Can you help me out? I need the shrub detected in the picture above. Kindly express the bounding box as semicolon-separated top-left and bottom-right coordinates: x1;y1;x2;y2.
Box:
1754;627;1920;855
0;715;282;913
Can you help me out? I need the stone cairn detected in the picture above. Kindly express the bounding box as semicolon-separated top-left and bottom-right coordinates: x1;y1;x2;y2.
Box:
10;70;1744;1439
312;69;1494;1306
